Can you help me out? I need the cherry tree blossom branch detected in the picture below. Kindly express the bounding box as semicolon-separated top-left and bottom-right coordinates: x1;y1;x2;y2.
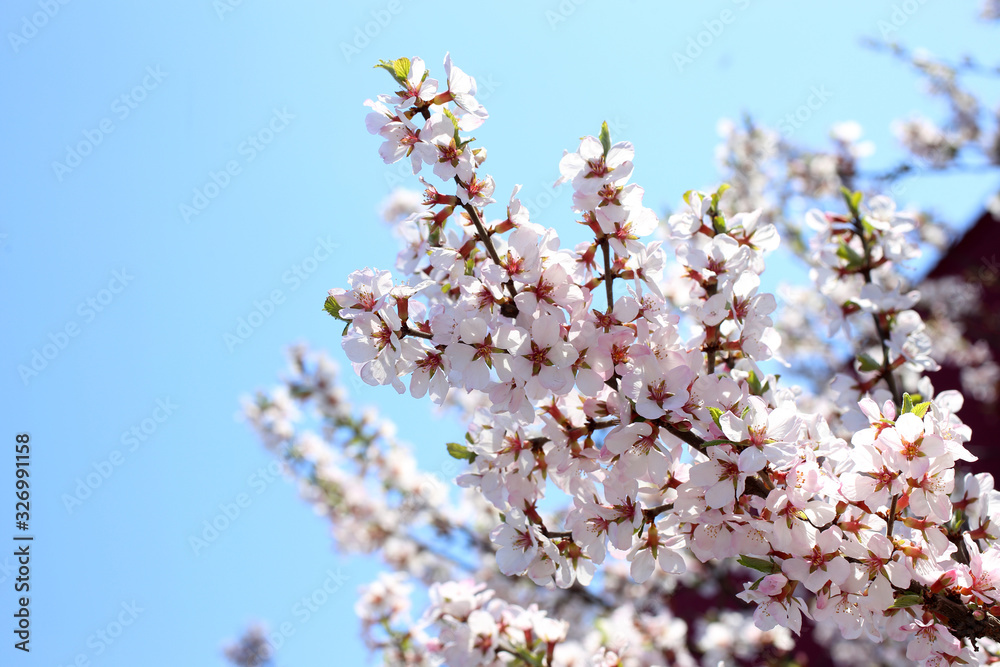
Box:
848;205;902;407
924;588;1000;643
452;175;520;313
642;503;674;521
886;493;899;537
399;323;434;340
657;420;771;500
658;420;707;452
318;53;1000;664
599;235;614;310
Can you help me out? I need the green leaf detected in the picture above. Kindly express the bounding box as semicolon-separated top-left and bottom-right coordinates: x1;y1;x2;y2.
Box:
395;58;413;82
428;226;442;247
441;108;462;145
738;555;780;574
840;186;862;218
901;393;915;415
323;296;348;322
511;648;545;667
710;184;731;215
911;401;932;418
599;121;611;158
891;594;923;609
374;58;411;85
836;241;864;267
708;407;724;429
857;353;882;372
747;371;763;395
446;442;477;462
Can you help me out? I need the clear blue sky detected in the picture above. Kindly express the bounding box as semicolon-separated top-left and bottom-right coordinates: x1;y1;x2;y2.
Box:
1;2;997;665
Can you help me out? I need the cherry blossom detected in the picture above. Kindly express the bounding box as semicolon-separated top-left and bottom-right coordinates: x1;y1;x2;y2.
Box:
238;51;1000;667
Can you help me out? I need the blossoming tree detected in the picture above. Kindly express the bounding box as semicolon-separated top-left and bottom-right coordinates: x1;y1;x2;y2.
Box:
232;17;1000;666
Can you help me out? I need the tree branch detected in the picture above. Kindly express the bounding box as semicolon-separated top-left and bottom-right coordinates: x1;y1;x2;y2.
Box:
453;176;520;313
599;236;614;311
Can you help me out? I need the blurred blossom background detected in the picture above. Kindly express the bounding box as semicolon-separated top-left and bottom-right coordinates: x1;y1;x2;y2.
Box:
2;1;999;664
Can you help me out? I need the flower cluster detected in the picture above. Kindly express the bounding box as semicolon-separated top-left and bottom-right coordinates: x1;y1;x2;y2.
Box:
242;347;808;666
314;54;1000;666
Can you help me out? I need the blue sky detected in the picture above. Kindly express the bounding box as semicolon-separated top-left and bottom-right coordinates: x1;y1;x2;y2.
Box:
1;2;997;665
